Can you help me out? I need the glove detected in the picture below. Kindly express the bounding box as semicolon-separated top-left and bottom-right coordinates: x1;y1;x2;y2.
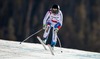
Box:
54;28;59;33
43;24;46;29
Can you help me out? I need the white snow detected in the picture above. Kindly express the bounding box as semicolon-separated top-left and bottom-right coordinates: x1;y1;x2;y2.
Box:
0;39;100;59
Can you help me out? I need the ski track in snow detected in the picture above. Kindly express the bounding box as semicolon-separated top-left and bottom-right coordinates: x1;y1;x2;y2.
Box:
0;39;100;59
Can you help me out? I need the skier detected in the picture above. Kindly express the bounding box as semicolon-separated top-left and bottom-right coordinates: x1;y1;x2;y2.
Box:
43;4;63;48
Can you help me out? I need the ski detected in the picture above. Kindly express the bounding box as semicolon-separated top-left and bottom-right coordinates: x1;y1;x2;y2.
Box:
48;44;54;55
37;36;54;55
37;36;47;50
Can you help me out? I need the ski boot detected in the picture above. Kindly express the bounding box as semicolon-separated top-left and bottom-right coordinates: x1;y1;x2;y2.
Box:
50;42;56;50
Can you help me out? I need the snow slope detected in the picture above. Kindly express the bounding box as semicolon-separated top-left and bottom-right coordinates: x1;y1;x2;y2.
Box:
0;39;100;59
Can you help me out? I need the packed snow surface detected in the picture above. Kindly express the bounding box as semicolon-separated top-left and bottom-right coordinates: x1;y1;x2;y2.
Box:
0;39;100;59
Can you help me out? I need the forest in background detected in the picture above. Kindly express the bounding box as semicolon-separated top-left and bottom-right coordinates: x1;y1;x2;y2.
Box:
0;0;100;52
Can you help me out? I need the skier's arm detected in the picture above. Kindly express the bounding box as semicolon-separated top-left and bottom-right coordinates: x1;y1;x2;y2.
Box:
59;11;63;27
56;11;63;30
54;11;63;32
43;11;51;27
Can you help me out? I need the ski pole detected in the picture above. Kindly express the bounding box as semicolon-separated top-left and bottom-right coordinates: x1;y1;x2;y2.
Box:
57;36;62;48
57;36;63;53
55;30;62;48
20;28;43;44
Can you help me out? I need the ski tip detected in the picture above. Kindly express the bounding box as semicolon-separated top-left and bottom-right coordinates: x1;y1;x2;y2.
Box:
37;36;39;39
37;36;40;38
